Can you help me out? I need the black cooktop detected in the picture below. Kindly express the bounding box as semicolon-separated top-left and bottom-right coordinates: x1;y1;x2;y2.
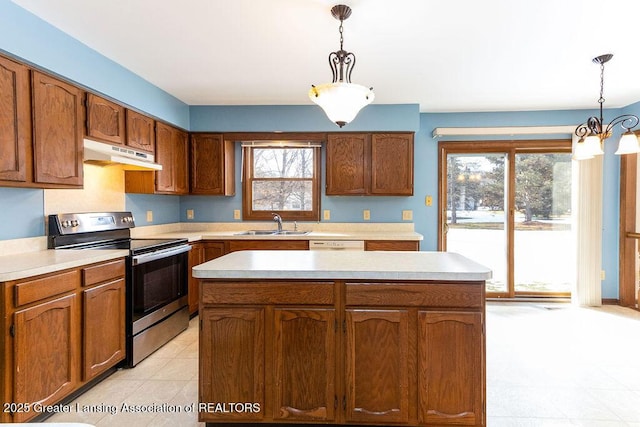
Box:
66;238;188;254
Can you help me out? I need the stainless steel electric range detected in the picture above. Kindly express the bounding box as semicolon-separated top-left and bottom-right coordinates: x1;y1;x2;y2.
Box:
48;211;191;367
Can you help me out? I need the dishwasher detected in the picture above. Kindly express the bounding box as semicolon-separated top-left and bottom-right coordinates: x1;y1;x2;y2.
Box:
309;240;365;251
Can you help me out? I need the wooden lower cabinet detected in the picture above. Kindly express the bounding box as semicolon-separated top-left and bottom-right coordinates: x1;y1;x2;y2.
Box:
274;308;336;422
200;308;265;422
0;258;126;423
418;311;484;426
82;278;126;381
199;279;485;426
12;293;80;422
345;309;410;424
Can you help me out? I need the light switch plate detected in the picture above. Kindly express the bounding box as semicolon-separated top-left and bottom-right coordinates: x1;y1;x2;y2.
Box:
146;210;153;222
363;209;370;220
402;210;413;221
324;210;331;220
233;209;241;220
186;209;194;220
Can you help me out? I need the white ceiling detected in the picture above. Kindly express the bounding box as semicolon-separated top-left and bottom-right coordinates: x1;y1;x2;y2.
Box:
12;0;640;113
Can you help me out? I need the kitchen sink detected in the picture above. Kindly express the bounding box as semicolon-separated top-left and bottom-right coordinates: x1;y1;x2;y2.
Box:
234;230;311;236
235;230;278;235
275;230;310;235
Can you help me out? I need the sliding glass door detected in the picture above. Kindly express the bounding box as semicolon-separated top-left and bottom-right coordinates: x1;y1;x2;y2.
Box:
439;141;574;298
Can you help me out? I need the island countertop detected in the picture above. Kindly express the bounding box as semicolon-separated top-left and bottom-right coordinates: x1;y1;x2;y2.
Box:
193;250;492;281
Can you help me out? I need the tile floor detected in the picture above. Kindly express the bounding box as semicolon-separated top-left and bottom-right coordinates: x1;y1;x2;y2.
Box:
45;303;640;426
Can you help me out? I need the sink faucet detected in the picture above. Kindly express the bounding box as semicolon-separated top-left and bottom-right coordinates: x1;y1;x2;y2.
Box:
272;213;283;232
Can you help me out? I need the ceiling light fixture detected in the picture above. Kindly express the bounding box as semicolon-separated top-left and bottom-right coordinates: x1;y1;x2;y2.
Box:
309;4;374;128
573;54;640;160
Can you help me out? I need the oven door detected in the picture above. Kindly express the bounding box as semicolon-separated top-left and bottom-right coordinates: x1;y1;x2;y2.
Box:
131;244;191;320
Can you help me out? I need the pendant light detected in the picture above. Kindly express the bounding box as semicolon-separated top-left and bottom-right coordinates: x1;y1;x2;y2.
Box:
309;4;374;128
573;54;640;160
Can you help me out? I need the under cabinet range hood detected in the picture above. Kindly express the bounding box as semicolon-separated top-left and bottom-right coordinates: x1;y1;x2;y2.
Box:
83;139;163;170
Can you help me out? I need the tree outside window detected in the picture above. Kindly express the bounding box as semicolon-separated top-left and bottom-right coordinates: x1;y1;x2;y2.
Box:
243;146;320;221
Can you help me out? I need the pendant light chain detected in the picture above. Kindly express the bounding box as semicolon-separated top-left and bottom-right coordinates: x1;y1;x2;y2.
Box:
338;18;344;52
598;61;605;124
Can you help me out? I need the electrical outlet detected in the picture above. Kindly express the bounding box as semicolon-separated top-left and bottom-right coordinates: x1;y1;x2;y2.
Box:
363;209;370;220
233;209;241;220
402;210;413;221
146;210;153;222
601;270;606;280
186;209;194;220
425;195;433;206
323;210;331;221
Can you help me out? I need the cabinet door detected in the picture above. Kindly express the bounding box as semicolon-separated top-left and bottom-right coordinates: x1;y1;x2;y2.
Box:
191;133;234;195
187;243;204;315
273;308;336;421
365;240;419;251
155;121;175;192
227;240;308;253
83;278;126;381
418;311;483;426
86;93;125;145
13;293;79;422
370;133;414;195
126;109;155;153
203;241;225;262
345;309;410;424
32;71;84;186
174;128;189;194
200;308;265;422
326;134;369;195
0;55;30;183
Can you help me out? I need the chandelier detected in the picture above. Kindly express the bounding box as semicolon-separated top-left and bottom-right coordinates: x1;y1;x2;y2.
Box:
573;54;640;160
309;4;374;128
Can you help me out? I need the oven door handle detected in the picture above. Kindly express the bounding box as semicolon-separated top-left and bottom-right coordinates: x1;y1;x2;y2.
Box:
132;244;192;265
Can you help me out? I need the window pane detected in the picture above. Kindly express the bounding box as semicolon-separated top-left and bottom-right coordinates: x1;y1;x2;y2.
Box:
252;181;313;211
253;148;314;178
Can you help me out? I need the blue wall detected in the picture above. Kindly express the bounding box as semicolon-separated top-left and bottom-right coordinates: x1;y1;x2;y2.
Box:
0;188;44;240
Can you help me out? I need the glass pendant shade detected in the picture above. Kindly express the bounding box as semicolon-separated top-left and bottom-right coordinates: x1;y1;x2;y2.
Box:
614;131;640;155
573;138;595;160
583;135;604;156
309;82;374;127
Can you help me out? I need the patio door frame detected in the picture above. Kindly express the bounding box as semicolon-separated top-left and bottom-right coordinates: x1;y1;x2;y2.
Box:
438;139;573;299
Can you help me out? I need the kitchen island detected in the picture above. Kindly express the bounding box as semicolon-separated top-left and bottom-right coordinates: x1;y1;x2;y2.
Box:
193;250;491;427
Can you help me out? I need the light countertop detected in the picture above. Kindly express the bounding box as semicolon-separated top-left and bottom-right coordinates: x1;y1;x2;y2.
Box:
0;250;128;282
193;250;492;281
149;230;422;243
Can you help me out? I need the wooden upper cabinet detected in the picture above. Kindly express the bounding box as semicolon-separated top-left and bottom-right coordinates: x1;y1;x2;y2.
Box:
126;109;155;154
190;133;235;195
31;71;84;187
326;134;369;195
155;122;189;194
85;93;125;145
0;55;31;183
371;133;414;195
126;122;188;195
326;132;414;196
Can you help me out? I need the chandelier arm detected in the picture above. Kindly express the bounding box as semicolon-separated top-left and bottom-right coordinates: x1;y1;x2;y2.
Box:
328;52;339;83
604;114;640;134
344;52;355;84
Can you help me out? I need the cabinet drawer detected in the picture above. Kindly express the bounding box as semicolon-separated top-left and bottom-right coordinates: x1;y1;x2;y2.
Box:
365;240;419;251
14;270;80;307
82;259;126;287
201;281;334;305
346;282;484;308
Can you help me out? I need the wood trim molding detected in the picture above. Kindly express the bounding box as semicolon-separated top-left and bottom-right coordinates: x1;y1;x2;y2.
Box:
619;154;638;307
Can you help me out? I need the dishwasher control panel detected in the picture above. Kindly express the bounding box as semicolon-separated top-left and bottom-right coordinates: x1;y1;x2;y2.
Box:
309;240;365;250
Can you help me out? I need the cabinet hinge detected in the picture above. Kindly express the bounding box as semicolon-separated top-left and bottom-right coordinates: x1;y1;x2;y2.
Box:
342;319;346;334
334;395;338;410
343;395;346;410
334;320;338;332
9;324;15;337
199;318;203;331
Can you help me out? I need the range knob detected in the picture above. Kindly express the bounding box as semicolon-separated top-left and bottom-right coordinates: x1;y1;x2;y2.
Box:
61;220;70;228
71;220;79;227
